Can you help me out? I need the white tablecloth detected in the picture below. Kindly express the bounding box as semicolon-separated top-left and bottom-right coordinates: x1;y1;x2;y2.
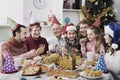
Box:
0;70;114;80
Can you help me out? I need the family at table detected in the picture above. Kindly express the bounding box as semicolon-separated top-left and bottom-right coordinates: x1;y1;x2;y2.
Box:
1;13;120;80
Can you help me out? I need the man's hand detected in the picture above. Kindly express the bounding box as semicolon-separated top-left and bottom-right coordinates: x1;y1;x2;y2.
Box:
51;44;58;52
29;49;36;58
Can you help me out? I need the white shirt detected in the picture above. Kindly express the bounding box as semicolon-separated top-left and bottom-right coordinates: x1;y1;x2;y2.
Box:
105;51;120;76
48;36;65;51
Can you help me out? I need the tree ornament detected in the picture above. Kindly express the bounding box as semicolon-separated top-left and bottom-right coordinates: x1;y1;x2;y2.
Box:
105;14;108;16
109;14;113;17
94;1;98;5
65;17;70;25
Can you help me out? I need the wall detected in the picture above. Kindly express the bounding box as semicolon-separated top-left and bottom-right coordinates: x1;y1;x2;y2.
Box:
23;0;63;26
0;0;23;41
0;0;24;25
0;26;11;42
0;0;62;41
114;0;120;23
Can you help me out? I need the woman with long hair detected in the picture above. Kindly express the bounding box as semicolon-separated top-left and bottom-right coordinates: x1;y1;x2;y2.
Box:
104;22;120;79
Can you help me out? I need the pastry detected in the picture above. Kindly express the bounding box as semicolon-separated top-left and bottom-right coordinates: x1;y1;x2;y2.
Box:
47;66;79;78
84;69;103;77
42;54;60;64
40;65;49;73
33;56;43;62
22;64;41;76
58;55;76;70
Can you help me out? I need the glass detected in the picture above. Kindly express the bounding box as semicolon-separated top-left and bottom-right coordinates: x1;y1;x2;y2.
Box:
39;44;45;53
87;52;94;61
14;57;22;67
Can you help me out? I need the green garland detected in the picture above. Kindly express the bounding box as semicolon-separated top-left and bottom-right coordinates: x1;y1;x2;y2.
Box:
82;6;111;21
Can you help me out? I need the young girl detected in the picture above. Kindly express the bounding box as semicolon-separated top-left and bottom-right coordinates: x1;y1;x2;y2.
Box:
80;26;105;58
104;22;120;79
62;25;80;55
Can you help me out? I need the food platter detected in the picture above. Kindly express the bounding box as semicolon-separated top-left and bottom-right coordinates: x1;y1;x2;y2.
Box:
80;71;103;79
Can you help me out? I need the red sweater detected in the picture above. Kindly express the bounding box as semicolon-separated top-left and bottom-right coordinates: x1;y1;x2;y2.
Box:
25;35;48;54
1;38;28;65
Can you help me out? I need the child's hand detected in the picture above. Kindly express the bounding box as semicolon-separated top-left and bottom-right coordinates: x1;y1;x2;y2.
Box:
72;48;79;53
79;37;87;47
94;54;99;61
61;46;68;55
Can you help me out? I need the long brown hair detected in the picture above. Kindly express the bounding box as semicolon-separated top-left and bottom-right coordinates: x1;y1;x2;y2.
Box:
103;34;120;55
88;26;103;54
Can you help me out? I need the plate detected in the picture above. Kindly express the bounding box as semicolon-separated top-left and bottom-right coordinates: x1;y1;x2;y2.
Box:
80;71;103;79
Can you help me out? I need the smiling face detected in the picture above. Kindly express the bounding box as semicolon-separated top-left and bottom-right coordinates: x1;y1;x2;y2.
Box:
87;28;98;41
104;32;112;44
51;24;62;38
16;27;27;43
30;25;41;39
79;23;89;36
66;30;76;41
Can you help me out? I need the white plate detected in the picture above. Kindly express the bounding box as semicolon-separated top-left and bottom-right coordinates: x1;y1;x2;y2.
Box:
80;71;103;79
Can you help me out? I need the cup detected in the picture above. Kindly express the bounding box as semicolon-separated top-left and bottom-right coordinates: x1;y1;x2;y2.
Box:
39;44;45;53
14;57;22;68
87;52;94;61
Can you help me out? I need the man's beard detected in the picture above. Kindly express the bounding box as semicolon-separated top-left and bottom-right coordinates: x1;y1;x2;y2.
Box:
20;38;26;43
21;41;25;43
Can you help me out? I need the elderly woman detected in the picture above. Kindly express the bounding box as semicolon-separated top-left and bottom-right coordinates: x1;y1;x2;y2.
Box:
25;22;48;55
104;22;120;79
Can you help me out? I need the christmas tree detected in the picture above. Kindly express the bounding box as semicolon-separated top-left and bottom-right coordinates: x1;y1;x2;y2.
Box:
82;0;117;29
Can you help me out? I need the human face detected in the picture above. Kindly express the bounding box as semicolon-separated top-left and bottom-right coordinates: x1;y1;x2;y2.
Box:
51;24;62;38
87;29;97;41
79;24;89;36
19;27;27;42
31;26;41;39
104;32;112;44
66;30;76;41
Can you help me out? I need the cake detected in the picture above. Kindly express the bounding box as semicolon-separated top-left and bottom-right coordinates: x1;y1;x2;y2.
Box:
22;64;41;76
47;66;79;78
84;69;103;77
42;54;60;64
40;65;49;73
58;55;76;70
33;56;43;62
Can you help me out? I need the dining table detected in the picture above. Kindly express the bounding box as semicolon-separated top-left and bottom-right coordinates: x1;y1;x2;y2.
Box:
0;69;114;80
